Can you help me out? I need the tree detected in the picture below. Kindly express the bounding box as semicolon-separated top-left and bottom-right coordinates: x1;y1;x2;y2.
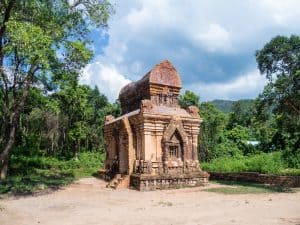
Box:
179;90;228;161
227;100;255;129
256;35;300;116
0;0;113;179
199;102;228;161
255;35;300;167
179;90;200;108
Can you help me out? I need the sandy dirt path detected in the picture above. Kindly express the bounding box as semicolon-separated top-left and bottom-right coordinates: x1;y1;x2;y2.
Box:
0;177;300;225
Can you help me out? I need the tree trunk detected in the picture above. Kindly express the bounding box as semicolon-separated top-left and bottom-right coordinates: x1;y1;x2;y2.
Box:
0;160;8;180
0;126;16;179
73;140;79;160
0;66;36;180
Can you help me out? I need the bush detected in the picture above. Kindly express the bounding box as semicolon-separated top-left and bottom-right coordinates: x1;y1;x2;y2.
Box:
201;156;247;172
215;141;242;158
245;152;284;174
282;147;300;169
202;152;287;174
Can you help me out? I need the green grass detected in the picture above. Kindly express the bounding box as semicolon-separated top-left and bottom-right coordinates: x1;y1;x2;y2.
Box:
205;180;298;194
202;152;300;176
0;151;105;197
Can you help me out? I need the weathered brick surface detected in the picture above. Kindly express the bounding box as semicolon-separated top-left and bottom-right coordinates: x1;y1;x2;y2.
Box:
130;172;209;191
103;60;209;190
209;172;300;187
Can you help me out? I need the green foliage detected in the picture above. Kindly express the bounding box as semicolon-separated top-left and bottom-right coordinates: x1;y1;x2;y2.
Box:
5;20;53;67
214;141;242;158
224;125;253;154
1;18;299;190
255;35;300;167
179;90;200;108
0;0;114;179
199;102;228;161
202;152;290;174
17;84;116;156
0;151;104;195
227;100;255;129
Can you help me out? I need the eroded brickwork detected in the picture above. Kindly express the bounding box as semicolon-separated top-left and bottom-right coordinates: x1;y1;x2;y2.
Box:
210;172;300;187
103;60;209;190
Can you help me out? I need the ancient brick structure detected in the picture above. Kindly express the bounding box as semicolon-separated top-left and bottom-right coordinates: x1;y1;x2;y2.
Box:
210;172;300;188
102;60;209;190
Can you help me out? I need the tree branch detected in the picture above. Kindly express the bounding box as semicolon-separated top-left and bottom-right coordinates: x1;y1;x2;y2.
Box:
285;99;300;115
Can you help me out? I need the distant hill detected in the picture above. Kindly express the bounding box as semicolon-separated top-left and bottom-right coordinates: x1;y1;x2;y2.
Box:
208;99;235;113
207;99;255;113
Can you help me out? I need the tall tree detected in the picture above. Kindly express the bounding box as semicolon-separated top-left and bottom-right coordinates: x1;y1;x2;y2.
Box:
0;0;113;179
199;102;227;161
179;90;228;161
227;100;255;129
255;35;300;167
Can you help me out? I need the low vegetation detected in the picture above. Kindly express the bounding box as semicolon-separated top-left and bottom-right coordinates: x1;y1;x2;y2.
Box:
0;152;104;196
202;152;300;176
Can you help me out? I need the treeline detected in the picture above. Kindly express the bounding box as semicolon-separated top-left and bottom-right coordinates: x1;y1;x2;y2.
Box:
11;84;120;157
181;93;289;163
0;0;114;179
180;35;300;171
0;0;299;184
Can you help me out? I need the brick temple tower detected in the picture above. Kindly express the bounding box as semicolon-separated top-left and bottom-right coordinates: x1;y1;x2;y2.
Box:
101;60;209;190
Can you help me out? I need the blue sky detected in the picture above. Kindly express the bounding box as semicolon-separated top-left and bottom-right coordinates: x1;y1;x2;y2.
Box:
80;0;300;102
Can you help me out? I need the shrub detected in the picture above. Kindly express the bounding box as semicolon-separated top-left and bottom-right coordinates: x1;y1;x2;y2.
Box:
245;152;284;174
202;152;286;174
202;156;247;172
215;141;242;158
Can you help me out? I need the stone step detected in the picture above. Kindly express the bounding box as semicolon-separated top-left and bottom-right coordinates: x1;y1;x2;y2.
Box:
106;174;130;189
116;175;130;188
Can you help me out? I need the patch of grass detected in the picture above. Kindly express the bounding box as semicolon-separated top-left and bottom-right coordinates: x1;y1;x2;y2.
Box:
202;152;300;176
0;151;105;197
278;168;300;176
204;180;297;194
157;201;173;207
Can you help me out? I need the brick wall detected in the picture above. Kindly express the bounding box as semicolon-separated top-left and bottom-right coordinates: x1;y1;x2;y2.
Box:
209;172;300;187
130;171;209;191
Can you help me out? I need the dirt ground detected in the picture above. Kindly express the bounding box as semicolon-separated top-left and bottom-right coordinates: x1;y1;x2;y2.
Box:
0;177;300;225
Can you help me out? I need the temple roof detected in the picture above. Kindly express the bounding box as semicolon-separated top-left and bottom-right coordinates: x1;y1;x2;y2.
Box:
119;60;182;115
145;60;182;88
119;60;181;97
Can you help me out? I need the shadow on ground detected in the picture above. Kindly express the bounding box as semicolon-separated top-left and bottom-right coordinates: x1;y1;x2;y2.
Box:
0;171;75;197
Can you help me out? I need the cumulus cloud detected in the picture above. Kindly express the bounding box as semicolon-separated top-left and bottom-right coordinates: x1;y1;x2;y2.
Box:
258;0;300;25
80;0;300;101
187;69;267;101
194;24;232;52
80;62;131;102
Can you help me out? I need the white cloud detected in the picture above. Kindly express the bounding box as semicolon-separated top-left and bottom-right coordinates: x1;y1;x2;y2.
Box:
187;69;267;101
194;23;232;52
80;0;300;101
257;0;300;25
80;62;131;102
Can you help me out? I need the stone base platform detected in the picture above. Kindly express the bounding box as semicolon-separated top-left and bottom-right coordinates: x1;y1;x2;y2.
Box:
130;171;209;191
